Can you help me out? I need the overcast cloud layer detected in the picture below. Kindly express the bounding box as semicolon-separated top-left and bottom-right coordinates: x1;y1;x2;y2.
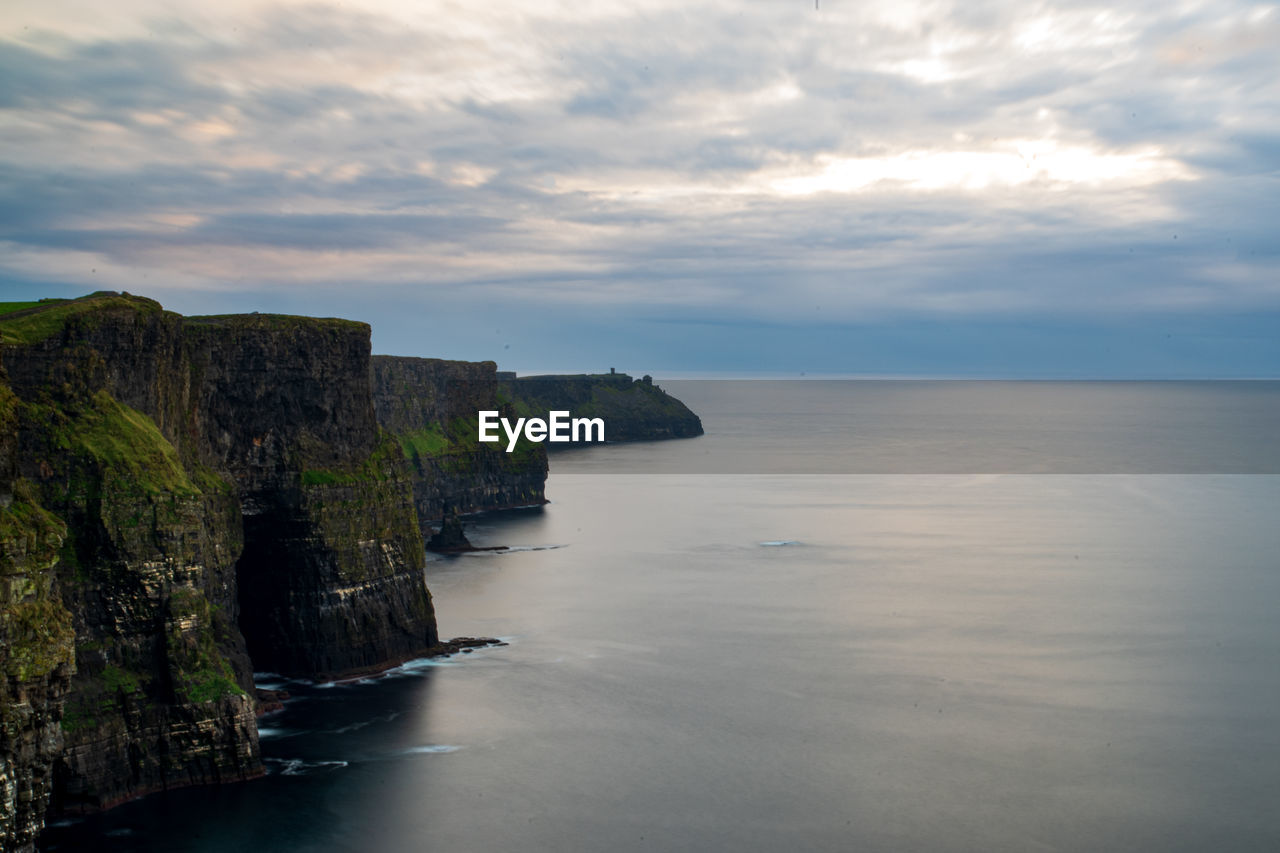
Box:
1;0;1278;374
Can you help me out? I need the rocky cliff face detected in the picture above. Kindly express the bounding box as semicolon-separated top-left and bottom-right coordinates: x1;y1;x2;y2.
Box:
0;293;445;835
183;318;437;678
2;295;261;819
371;356;547;528
0;370;74;853
500;372;703;442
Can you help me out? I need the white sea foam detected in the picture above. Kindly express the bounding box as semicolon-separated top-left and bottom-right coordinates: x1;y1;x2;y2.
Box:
759;540;800;546
253;672;291;690
256;727;292;740
310;649;488;690
392;657;458;674
266;758;349;776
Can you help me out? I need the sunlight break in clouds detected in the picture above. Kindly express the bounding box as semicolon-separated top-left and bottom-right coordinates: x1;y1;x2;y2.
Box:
768;141;1194;196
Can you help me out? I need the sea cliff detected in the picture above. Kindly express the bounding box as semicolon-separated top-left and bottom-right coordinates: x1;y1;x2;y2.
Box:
0;293;702;849
371;356;547;533
499;372;703;443
0;368;74;850
0;294;442;845
1;295;264;824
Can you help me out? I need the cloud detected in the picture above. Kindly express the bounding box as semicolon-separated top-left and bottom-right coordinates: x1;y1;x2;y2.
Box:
1;0;1278;369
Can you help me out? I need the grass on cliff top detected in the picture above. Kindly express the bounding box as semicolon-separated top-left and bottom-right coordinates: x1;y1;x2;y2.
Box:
186;312;368;332
0;293;368;346
0;292;162;345
0;300;59;316
37;390;202;496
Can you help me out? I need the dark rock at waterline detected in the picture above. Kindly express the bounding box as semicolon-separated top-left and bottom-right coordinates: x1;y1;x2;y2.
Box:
255;689;290;716
434;637;507;657
426;505;472;551
426;507;510;554
323;637;508;681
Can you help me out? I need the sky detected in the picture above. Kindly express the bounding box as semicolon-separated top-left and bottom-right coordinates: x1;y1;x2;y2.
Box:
1;0;1278;376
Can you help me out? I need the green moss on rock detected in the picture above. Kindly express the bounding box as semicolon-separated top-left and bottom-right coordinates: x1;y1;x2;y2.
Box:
60;700;98;735
3;597;74;681
24;389;203;499
395;424;451;461
298;434;425;584
100;663;142;697
394;415;541;470
301;431;403;487
0;476;75;697
165;587;244;704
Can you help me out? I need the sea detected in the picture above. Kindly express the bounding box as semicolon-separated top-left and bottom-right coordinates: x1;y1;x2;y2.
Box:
41;381;1280;852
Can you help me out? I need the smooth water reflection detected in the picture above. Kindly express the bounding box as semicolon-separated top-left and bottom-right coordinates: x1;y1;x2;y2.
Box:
42;473;1280;852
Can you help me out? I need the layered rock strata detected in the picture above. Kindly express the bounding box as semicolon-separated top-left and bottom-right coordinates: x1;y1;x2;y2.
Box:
371;356;548;530
0;368;74;852
0;294;447;832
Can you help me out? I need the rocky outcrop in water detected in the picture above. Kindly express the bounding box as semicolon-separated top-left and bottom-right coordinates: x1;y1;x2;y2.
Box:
425;506;473;552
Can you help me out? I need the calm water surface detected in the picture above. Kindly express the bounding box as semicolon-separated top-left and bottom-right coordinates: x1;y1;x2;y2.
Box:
43;384;1280;852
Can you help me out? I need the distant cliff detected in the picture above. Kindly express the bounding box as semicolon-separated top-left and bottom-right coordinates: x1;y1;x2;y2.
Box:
0;293;530;846
500;372;703;443
371;356;547;530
